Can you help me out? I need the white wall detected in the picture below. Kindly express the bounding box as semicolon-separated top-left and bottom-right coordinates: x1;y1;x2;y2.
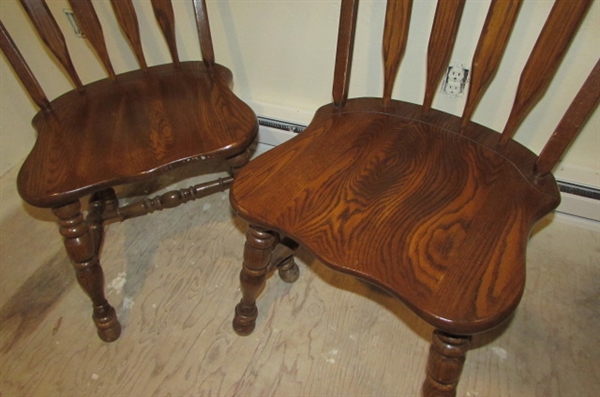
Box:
1;0;599;188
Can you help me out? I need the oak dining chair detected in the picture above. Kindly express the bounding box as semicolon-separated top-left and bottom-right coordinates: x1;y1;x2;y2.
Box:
0;0;258;342
229;0;599;395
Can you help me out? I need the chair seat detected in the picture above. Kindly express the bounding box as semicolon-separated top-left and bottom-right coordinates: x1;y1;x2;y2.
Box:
231;98;561;334
18;61;258;208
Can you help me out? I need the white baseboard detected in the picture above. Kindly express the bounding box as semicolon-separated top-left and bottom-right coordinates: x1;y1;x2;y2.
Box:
556;193;600;222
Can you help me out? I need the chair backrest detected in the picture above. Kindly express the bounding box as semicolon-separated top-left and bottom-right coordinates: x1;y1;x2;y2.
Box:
0;0;215;111
332;0;599;179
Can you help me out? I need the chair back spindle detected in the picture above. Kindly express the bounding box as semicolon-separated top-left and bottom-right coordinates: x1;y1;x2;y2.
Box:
332;0;359;108
193;0;215;67
0;21;50;110
535;60;600;178
382;0;412;107
67;0;116;80
460;0;522;126
110;0;148;71
332;0;595;176
499;0;593;144
19;0;84;91
228;1;599;394
151;0;180;65
423;0;466;112
5;0;221;110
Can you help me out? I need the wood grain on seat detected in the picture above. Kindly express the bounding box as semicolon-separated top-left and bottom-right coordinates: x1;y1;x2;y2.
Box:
230;0;598;395
1;0;257;342
19;62;256;208
232;99;560;335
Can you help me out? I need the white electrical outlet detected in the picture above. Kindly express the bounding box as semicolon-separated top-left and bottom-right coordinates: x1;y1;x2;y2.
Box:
445;80;462;95
442;64;469;96
447;66;465;83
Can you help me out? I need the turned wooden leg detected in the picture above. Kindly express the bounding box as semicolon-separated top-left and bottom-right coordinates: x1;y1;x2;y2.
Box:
53;201;121;342
87;188;118;254
233;225;275;336
267;236;299;283
277;256;300;283
422;330;471;397
227;149;251;176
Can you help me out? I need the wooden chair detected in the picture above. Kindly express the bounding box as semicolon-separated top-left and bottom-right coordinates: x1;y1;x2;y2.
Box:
0;0;257;342
230;0;599;395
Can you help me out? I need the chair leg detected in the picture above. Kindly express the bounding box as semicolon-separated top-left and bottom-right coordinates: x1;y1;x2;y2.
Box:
422;330;471;397
267;236;300;283
277;255;300;283
233;225;275;336
87;188;118;255
53;201;121;342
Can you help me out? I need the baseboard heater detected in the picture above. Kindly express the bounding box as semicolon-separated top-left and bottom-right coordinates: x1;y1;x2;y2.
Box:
258;116;306;134
557;181;600;201
257;116;600;214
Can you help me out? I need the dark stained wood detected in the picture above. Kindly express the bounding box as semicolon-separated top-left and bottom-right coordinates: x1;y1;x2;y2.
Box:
86;189;118;256
0;21;50;110
423;0;466;112
461;0;522;126
423;331;471;396
151;0;179;65
332;0;359;107
233;226;276;336
226;148;252;176
2;0;258;341
232;101;560;335
53;201;121;342
110;0;147;70
382;0;412;106
68;0;116;80
19;0;83;90
500;0;593;143
104;176;233;221
229;0;596;395
535;60;600;178
17;62;257;208
277;256;300;283
193;0;215;67
233;228;299;335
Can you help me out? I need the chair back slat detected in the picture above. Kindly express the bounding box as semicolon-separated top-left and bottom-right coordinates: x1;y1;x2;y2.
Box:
382;0;412;106
332;0;359;107
0;20;50;110
110;0;147;70
68;0;116;81
423;0;466;112
193;0;215;67
534;60;600;178
151;0;179;65
500;0;593;144
19;0;83;91
460;0;522;126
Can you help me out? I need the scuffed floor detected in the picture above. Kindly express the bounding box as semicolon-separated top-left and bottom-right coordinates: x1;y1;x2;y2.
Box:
1;162;599;396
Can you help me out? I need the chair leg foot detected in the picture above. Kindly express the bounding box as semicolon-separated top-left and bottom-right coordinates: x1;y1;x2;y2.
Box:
233;300;258;336
278;256;299;283
422;330;471;397
53;201;121;342
233;225;275;336
94;304;122;342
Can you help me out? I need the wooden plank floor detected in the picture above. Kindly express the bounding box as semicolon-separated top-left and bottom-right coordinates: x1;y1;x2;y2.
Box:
1;162;599;397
